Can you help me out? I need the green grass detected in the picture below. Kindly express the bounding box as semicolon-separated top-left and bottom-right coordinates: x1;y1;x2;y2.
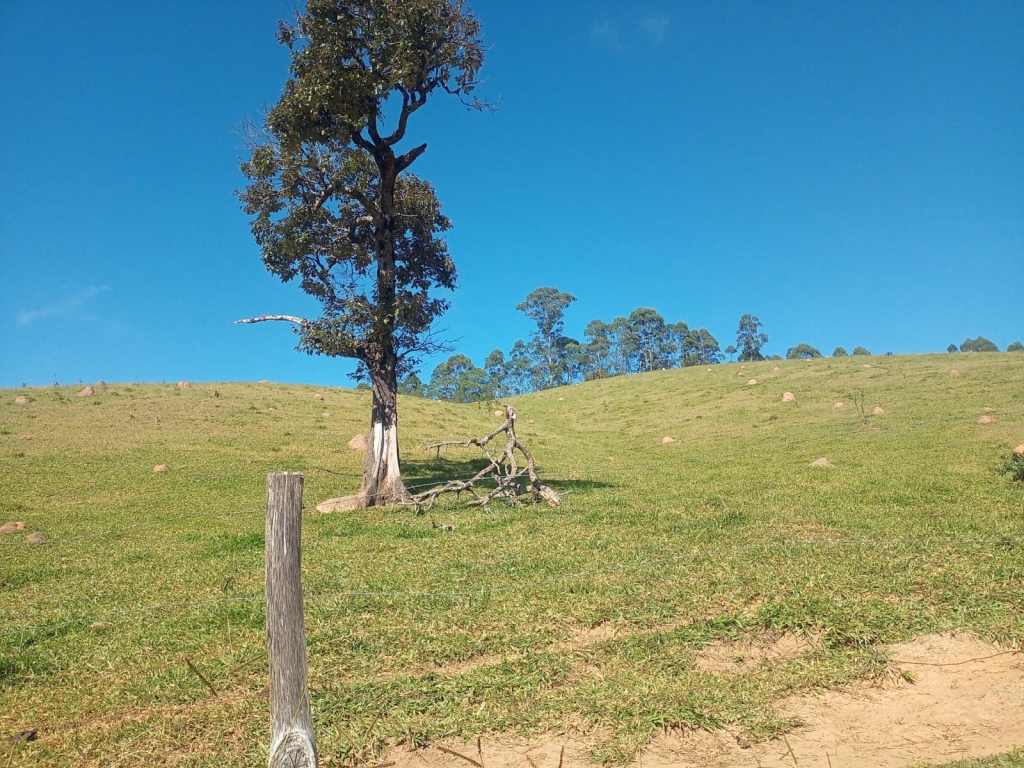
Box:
1;353;1023;766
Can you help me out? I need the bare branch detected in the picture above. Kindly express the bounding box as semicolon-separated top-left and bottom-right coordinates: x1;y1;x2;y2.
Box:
233;314;307;326
411;406;561;511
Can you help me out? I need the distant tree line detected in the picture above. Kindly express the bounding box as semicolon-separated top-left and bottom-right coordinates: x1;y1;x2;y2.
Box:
403;288;771;401
399;287;1018;402
952;336;1021;353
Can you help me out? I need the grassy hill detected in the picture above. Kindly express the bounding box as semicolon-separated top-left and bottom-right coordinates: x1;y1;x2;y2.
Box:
1;353;1023;766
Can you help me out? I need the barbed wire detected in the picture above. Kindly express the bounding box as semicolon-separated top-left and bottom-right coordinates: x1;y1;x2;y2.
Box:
3;408;1021;545
2;533;1017;643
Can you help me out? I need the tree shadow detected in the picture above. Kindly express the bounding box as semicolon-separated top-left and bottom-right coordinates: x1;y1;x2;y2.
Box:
401;456;616;493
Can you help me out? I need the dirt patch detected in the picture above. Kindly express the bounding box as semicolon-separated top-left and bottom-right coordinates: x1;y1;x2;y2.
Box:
393;633;1024;768
695;630;821;674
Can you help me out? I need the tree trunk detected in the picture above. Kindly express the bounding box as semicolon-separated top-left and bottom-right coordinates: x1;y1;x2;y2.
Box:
362;359;409;507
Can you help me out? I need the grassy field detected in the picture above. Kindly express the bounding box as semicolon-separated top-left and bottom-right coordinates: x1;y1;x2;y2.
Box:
1;352;1023;767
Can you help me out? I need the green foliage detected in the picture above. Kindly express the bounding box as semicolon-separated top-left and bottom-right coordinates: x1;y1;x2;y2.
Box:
736;313;768;361
399;372;427;397
852;346;871;356
1005;452;1024;484
786;343;822;360
1007;341;1023;352
427;354;493;403
238;0;487;386
948;343;960;353
680;326;723;366
515;288;577;389
961;336;999;353
833;346;848;357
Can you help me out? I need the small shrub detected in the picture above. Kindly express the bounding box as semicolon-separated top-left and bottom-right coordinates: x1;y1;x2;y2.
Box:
1005;453;1024;484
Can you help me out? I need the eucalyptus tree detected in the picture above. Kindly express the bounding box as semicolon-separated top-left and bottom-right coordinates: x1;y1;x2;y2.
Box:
627;308;675;372
736;313;769;362
516;287;577;388
237;0;487;505
682;327;722;366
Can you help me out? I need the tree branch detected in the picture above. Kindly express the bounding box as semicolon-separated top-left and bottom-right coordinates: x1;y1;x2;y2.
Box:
397;143;428;172
233;314;307;326
411;406;561;511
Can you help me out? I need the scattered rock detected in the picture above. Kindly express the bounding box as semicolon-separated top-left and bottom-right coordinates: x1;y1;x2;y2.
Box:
313;393;325;401
746;379;758;386
258;379;270;384
782;392;795;402
176;381;191;389
322;411;331;417
494;409;504;417
77;385;94;397
558;397;564;401
661;436;676;444
14;395;30;404
740;365;745;369
949;369;960;376
809;458;834;468
977;415;996;425
773;366;780;372
863;363;872;368
26;532;46;544
95;380;106;388
316;495;365;513
833;402;845;409
873;406;885;415
152;464;170;473
347;434;368;451
19;435;32;440
1014;444;1024;456
983;407;994;412
0;521;27;535
89;621;112;630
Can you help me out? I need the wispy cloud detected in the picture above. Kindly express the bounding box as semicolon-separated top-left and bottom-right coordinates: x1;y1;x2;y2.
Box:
592;12;671;52
639;13;670;46
591;21;625;52
18;286;110;326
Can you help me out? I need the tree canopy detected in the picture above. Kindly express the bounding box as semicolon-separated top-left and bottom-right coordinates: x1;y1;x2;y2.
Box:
960;336;998;352
736;314;768;361
786;343;822;359
238;0;487;505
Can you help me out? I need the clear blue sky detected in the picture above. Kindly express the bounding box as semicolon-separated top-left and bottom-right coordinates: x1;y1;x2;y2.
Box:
2;0;1021;388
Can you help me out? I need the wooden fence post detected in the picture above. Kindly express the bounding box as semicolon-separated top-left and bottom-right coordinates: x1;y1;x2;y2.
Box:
266;472;317;768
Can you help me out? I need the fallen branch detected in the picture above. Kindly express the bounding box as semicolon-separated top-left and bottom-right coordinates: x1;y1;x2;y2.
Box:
411;405;561;512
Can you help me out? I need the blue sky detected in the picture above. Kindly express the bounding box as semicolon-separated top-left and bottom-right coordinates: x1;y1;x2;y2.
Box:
1;0;1021;388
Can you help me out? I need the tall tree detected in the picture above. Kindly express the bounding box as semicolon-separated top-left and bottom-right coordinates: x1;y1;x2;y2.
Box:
735;314;768;362
427;354;491;402
682;327;722;366
516;287;577;388
237;0;486;506
627;308;675;372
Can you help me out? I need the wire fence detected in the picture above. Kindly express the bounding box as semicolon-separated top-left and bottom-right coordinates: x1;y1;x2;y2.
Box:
2;407;1022;641
2;533;1018;643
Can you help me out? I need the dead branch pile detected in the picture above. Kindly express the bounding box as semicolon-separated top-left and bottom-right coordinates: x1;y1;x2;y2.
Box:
411;405;561;512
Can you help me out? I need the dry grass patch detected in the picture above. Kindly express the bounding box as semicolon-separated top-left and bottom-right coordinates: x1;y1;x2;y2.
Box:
694;630;822;674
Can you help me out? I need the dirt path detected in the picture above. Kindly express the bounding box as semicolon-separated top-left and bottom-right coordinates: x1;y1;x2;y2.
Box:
389;633;1024;768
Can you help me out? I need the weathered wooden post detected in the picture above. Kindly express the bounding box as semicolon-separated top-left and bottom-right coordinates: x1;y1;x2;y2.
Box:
266;472;317;768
